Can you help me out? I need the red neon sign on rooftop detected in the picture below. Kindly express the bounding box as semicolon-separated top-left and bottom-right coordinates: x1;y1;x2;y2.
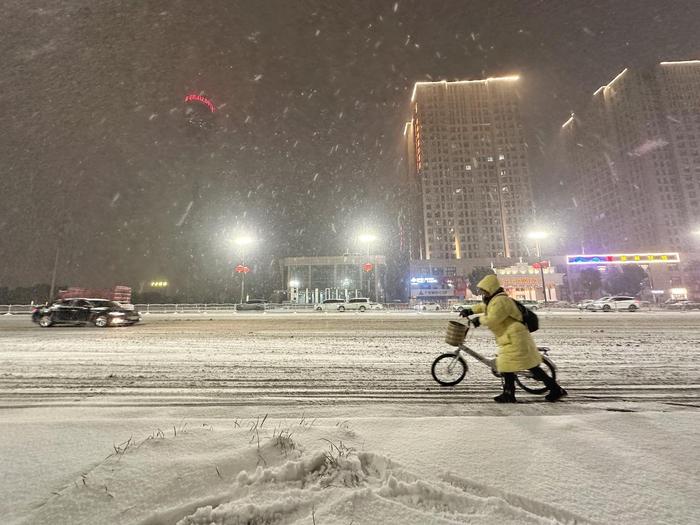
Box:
184;94;216;113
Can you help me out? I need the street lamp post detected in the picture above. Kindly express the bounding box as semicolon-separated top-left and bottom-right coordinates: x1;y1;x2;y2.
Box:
49;244;60;301
234;236;254;304
358;233;377;300
241;263;246;303
528;231;549;305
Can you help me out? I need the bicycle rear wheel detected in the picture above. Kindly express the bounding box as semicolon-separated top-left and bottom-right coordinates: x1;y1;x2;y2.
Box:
431;353;468;386
515;356;556;394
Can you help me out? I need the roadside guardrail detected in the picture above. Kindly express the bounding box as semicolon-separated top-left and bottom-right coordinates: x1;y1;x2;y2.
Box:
0;302;413;315
2;302;674;316
0;304;34;315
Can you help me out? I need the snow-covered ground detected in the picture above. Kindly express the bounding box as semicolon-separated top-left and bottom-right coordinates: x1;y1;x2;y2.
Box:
1;312;699;524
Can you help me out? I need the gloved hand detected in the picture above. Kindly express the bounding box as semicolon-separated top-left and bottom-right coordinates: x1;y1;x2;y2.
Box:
471;316;482;328
458;308;473;318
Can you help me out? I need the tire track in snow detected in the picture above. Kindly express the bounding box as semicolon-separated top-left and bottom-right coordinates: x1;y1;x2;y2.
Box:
442;472;600;525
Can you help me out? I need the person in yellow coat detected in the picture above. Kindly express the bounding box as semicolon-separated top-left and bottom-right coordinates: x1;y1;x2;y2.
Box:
460;273;567;403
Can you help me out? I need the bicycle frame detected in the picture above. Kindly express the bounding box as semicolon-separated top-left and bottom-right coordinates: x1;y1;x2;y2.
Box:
455;344;497;372
452;321;497;372
455;344;553;375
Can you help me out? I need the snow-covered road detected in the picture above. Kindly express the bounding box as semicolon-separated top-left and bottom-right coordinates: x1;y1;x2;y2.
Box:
2;312;700;524
2;311;699;412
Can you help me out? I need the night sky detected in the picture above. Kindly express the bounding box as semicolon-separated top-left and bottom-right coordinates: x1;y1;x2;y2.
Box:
1;0;699;292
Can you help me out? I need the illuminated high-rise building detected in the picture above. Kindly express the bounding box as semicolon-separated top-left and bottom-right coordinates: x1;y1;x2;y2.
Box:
561;61;700;252
403;77;535;261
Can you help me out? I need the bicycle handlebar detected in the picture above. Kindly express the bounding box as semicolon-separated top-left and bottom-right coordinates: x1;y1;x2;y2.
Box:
457;314;478;327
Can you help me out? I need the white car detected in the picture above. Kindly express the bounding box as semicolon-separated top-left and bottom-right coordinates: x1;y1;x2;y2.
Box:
577;300;595;310
338;298;372;312
520;300;541;311
587;296;641;312
451;301;481;312
314;299;346;311
664;300;700;311
414;302;441;311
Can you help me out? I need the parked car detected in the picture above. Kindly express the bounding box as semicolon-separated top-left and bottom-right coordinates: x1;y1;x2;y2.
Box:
315;299;346;311
414;302;442;311
520;300;541;311
586;296;641;312
236;299;268;311
451;300;481;312
32;298;141;327
338;298;373;312
665;300;700;311
577;299;595;310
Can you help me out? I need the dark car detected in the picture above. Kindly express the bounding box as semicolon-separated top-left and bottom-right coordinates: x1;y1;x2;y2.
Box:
235;299;268;311
32;298;141;328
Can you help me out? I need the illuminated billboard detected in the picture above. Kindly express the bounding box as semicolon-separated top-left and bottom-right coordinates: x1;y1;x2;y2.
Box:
410;276;439;284
566;253;681;265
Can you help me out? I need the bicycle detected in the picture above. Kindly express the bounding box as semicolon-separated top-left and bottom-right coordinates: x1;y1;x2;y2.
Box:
431;320;557;395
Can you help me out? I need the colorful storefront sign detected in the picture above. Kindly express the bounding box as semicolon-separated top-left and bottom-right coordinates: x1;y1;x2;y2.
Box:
566;253;680;265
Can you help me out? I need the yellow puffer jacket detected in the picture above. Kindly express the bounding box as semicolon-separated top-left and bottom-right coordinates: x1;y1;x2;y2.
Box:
471;274;542;373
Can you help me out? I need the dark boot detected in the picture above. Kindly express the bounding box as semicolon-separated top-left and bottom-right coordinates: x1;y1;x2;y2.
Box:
530;366;567;402
545;387;568;402
494;392;517;403
495;373;517;403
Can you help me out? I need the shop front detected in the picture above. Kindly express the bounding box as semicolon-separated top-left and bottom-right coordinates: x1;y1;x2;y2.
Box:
495;263;564;302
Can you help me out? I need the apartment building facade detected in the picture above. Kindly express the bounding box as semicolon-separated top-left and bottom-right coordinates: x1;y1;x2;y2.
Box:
403;77;536;261
561;61;700;252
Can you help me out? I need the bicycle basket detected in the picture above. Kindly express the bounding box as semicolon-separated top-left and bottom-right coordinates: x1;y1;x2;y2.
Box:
445;321;468;346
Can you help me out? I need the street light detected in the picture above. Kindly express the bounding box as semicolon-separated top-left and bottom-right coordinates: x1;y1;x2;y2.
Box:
527;231;550;304
358;233;378;246
358;233;378;300
234;235;255;303
526;231;548;257
234;235;254;247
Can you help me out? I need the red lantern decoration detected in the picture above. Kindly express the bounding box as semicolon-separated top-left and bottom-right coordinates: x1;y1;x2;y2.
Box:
235;265;250;274
362;263;374;273
184;94;216;113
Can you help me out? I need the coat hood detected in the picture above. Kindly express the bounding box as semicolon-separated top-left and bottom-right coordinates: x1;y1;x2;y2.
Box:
477;274;502;295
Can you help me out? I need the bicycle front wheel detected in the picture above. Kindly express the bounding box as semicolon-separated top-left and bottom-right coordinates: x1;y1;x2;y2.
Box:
515;356;557;394
431;353;468;386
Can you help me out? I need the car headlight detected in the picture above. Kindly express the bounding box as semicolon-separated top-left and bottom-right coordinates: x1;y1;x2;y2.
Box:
109;312;126;316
